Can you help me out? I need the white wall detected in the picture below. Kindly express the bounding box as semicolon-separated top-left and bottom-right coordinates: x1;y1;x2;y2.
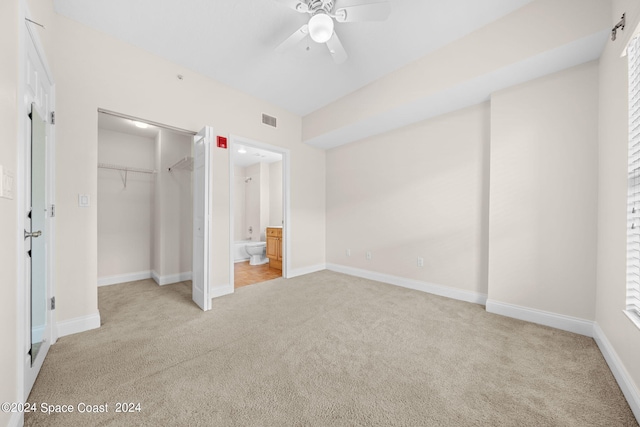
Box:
596;0;640;409
259;161;270;241
152;129;192;281
98;127;191;285
0;0;19;424
487;62;599;321
326;103;490;296
234;165;246;241
152;132;161;277
245;163;261;241
98;129;155;279
243;161;272;242
269;160;283;226
235;161;282;241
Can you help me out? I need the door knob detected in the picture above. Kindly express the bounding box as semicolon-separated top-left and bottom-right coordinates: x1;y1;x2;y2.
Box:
24;230;42;239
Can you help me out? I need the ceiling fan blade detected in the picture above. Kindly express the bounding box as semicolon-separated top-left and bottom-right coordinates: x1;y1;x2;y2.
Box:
326;32;348;64
275;24;309;53
334;1;391;23
273;0;309;13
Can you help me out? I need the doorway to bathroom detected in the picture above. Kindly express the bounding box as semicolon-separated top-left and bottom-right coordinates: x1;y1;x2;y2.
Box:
229;136;290;289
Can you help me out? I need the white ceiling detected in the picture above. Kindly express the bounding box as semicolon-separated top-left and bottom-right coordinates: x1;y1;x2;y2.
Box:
98;112;160;139
53;0;533;117
232;146;283;169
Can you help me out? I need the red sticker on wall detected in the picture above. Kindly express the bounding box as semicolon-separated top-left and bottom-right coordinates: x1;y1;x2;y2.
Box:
217;136;227;149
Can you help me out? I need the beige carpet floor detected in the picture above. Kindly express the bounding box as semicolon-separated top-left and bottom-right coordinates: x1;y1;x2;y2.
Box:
25;271;638;426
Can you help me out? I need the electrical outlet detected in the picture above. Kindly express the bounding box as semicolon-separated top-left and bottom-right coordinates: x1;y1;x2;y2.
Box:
346;249;351;256
366;251;372;260
417;257;424;267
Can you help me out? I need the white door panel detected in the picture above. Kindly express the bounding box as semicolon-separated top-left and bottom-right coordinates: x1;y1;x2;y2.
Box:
192;127;213;311
24;22;55;399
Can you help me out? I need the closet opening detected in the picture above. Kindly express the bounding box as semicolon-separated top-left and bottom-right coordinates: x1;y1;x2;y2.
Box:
97;111;196;300
230;136;290;289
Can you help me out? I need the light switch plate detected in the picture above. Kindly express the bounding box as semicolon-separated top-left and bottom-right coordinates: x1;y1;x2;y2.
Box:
78;194;90;207
0;165;15;200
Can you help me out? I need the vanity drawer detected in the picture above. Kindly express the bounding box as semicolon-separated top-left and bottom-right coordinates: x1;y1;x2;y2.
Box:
266;228;282;237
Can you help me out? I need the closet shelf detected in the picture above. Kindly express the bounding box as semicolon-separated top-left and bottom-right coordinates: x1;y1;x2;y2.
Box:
98;162;156;189
168;156;193;172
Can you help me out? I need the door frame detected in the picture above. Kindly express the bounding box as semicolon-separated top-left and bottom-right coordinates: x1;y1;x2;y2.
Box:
17;0;57;405
228;135;291;288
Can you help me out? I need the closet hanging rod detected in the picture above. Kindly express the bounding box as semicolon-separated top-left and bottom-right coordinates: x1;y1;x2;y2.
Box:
168;156;194;172
98;163;156;174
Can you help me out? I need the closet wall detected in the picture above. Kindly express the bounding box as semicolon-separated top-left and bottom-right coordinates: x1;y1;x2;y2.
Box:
98;129;155;282
152;129;192;284
98;125;192;286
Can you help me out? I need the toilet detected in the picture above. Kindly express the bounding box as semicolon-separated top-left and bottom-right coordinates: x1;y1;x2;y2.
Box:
245;242;268;266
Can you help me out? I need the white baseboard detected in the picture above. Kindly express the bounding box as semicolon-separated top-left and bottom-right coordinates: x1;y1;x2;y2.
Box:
326;263;488;305
593;322;640;422
287;263;326;278
152;271;192;286
98;270;152;286
486;299;594;337
211;284;234;298
57;311;101;338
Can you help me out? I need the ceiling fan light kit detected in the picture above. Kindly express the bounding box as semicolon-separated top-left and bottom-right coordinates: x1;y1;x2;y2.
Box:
275;0;391;64
309;13;334;43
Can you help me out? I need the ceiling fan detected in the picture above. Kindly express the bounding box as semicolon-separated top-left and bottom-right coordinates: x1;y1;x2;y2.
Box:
274;0;391;64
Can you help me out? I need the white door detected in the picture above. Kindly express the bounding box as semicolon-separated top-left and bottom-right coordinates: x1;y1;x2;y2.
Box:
24;23;55;397
192;127;213;311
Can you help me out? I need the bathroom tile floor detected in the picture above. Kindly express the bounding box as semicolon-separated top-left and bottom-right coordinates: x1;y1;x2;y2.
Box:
234;261;282;288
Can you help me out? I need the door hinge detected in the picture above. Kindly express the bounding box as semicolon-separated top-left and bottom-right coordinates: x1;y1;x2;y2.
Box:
50;296;55;310
50;111;55;124
51;204;55;217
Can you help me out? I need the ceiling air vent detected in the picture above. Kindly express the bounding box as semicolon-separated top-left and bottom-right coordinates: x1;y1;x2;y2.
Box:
262;113;277;128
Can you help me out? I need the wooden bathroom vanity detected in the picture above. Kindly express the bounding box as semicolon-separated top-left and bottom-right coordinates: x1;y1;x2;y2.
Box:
266;227;283;270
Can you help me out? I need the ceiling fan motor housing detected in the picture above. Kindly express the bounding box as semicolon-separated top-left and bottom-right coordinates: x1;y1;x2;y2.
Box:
307;0;334;15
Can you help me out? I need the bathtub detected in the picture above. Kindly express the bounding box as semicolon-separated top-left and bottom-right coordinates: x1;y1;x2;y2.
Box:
233;240;253;262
